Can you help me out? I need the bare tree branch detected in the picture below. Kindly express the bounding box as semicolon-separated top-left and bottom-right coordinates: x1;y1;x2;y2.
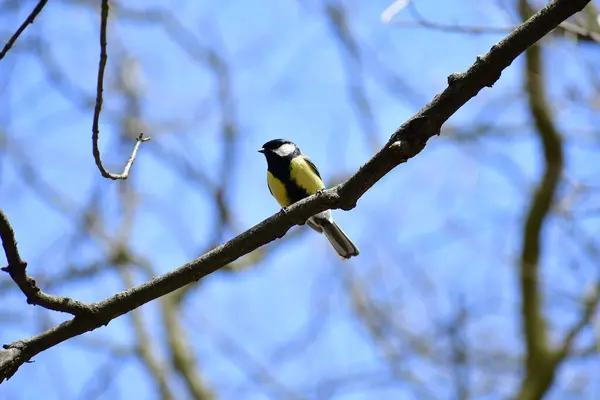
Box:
325;2;379;150
555;282;600;360
514;1;594;399
91;0;149;180
190;315;307;400
386;1;600;43
0;210;93;316
556;3;600;43
518;0;563;378
387;3;512;35
0;0;591;384
162;296;215;400
388;19;512;34
0;0;48;61
124;273;175;400
558;20;600;42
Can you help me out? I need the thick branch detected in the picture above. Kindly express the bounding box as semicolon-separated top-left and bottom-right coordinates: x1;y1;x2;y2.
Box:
0;0;48;61
0;0;591;384
91;0;150;180
0;210;94;316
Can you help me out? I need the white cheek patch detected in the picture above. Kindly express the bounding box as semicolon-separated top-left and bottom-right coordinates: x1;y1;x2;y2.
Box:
274;143;296;157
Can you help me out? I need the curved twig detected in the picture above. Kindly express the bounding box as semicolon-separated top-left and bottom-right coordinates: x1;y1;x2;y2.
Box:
92;0;150;180
0;210;94;316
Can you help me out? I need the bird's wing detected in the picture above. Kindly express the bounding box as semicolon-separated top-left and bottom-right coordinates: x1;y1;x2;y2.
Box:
302;156;322;179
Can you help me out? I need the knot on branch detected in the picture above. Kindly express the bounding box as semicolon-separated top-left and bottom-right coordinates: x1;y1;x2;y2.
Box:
447;72;466;85
136;132;151;143
474;53;503;87
0;345;26;383
391;115;440;145
71;303;106;322
1;260;28;274
3;341;25;351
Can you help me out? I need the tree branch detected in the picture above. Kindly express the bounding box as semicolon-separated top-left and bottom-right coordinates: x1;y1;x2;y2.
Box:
162;296;215;400
122;269;174;400
515;1;565;398
0;0;591;384
554;282;600;361
0;0;48;61
91;0;150;180
0;210;94;316
386;2;600;44
558;20;600;43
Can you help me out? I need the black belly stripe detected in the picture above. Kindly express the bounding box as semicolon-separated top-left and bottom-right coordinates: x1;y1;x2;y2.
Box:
267;157;310;204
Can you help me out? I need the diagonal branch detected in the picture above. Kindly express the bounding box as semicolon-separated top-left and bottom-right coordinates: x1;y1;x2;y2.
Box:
0;0;591;384
0;210;94;316
0;0;48;61
92;0;150;180
558;20;600;43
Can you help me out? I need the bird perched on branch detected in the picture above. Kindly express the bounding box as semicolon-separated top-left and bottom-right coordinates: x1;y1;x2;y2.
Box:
259;139;359;259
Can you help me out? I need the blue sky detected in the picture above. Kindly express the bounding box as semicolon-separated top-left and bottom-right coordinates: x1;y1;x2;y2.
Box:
1;0;599;399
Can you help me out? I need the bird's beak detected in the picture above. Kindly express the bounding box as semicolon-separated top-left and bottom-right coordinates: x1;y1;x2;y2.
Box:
258;148;265;153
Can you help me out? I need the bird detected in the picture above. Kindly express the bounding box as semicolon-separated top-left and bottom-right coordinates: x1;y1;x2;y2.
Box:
258;139;359;259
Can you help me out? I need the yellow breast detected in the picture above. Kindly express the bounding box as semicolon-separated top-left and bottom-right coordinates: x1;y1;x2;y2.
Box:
290;156;325;195
267;171;291;207
266;156;325;208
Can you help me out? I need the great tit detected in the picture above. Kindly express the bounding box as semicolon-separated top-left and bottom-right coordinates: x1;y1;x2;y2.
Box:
259;139;359;259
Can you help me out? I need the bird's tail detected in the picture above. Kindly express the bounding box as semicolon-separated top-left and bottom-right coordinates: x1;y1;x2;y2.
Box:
320;220;360;259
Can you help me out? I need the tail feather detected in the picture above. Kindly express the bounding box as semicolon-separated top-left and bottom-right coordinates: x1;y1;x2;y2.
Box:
319;220;360;259
306;218;323;233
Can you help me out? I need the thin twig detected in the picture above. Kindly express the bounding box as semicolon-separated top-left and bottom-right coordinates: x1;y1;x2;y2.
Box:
390;17;600;42
0;210;94;316
92;0;150;180
386;1;600;43
388;19;512;35
555;282;600;360
0;0;48;61
0;0;591;384
325;3;379;150
558;20;600;42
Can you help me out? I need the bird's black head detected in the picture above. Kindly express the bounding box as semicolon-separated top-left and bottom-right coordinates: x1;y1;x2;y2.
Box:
258;139;301;162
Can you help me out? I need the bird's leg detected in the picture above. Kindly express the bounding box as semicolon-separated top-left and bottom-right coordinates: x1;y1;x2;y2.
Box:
279;205;308;226
277;207;296;235
316;189;325;196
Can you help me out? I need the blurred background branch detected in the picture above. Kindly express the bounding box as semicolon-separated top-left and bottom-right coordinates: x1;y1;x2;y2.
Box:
516;1;564;397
